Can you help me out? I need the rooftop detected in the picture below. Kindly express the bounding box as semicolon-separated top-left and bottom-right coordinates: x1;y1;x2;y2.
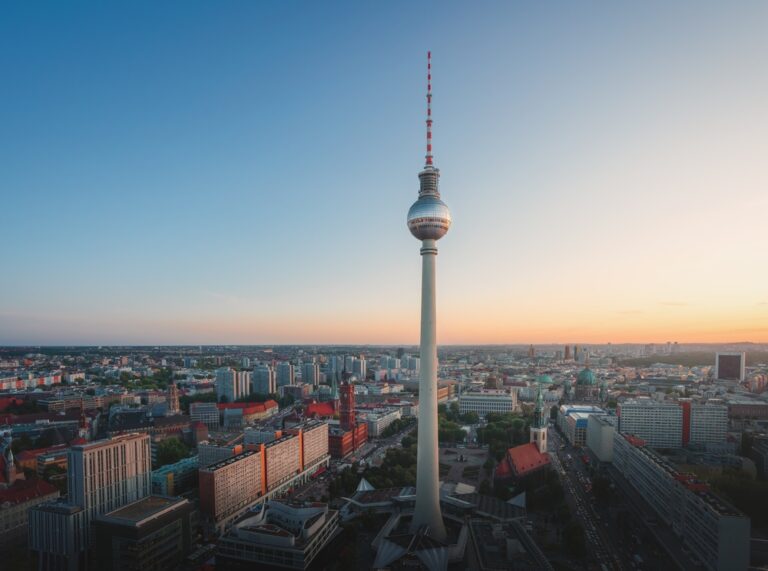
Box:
97;495;189;526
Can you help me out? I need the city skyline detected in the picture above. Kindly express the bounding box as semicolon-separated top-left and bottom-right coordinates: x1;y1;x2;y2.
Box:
3;2;768;346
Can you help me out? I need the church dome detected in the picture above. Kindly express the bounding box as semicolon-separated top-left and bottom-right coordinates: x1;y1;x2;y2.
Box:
577;367;596;386
536;374;553;385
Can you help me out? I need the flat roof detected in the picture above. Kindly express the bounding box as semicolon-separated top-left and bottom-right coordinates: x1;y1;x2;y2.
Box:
99;495;187;526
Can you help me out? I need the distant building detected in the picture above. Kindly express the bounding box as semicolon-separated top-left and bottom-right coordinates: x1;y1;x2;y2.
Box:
190;402;220;431
301;362;320;388
715;352;746;381
92;496;196;571
276;362;295;388
253;364;276;395
216;368;251;403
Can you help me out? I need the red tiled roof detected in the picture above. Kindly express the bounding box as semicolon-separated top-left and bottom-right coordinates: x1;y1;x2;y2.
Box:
305;402;335;418
506;443;550;476
15;444;68;462
0;478;58;505
217;400;278;414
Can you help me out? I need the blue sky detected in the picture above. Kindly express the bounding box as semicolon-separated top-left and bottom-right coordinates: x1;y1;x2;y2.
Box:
2;2;768;345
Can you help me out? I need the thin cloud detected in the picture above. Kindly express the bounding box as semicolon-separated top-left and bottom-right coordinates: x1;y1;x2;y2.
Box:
659;301;689;307
615;310;644;315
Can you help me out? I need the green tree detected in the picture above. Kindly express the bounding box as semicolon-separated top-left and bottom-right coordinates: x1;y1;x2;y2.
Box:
155;437;190;468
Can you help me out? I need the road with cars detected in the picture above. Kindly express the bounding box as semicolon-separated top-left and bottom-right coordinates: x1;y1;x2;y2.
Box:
549;428;626;571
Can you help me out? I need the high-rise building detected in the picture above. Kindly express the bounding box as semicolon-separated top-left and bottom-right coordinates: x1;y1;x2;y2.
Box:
253;364;276;395
68;434;152;525
406;51;451;540
302;362;320;388
29;434;152;569
216;368;251;402
715;352;746;381
352;358;366;379
276;362;295;388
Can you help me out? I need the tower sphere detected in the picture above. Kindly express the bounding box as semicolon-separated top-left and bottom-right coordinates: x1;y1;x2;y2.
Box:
407;195;452;240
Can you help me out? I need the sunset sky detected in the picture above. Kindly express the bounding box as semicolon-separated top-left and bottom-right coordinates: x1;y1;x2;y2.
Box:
2;1;767;345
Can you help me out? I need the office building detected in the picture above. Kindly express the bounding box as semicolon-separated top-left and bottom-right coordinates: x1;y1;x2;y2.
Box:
715;352;746;381
613;433;749;571
29;434;152;568
92;496;195;571
459;389;517;417
68;433;152;526
216;501;340;570
365;407;402;437
28;502;88;571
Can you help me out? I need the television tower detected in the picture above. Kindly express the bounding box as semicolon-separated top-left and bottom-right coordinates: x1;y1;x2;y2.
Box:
407;51;451;541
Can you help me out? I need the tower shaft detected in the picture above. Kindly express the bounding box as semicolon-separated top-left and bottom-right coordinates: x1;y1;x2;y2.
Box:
411;238;447;540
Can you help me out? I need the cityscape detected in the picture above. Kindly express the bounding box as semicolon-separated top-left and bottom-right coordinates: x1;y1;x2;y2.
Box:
3;3;768;571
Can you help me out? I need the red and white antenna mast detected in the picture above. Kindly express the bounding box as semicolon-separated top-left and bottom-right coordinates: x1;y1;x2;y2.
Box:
425;51;433;166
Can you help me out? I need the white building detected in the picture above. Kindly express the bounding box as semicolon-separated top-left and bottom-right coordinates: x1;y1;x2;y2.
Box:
365;408;403;437
618;398;728;448
216;368;251;403
586;414;616;462
458;389;517;417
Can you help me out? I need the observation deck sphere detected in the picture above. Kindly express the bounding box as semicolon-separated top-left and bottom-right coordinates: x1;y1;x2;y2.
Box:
407;196;452;241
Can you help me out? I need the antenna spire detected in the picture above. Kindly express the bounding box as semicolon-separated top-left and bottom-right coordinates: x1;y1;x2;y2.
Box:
426;51;433;166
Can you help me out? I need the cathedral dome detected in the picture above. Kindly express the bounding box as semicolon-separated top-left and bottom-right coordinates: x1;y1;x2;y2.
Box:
576;368;596;386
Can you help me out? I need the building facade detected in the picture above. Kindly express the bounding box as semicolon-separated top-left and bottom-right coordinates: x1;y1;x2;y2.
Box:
612;433;749;571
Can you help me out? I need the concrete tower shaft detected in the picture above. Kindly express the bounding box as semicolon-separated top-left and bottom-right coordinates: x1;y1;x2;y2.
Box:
409;51;448;541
